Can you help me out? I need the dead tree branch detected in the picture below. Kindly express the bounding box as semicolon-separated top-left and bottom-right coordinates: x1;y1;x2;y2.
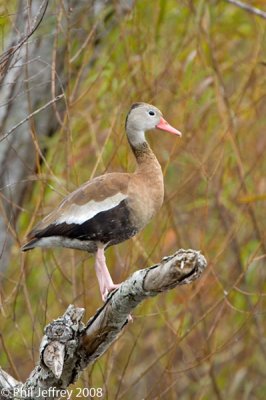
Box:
225;0;266;19
0;249;207;400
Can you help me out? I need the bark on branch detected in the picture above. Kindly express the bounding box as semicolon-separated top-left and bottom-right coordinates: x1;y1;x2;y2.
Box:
0;249;207;400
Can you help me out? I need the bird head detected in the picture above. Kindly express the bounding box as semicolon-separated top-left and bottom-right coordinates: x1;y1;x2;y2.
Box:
125;102;182;137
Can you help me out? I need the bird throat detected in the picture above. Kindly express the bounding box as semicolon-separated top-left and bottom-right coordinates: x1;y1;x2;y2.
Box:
129;138;163;179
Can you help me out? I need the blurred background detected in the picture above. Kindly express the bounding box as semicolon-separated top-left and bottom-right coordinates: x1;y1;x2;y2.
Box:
0;0;265;399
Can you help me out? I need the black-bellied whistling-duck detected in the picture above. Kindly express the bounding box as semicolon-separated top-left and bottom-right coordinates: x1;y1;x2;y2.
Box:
22;103;182;300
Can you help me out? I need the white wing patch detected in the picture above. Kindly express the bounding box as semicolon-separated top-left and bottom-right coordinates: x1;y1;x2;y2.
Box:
55;192;127;225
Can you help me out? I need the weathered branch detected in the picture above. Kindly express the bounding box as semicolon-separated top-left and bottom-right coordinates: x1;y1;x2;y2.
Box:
0;249;207;400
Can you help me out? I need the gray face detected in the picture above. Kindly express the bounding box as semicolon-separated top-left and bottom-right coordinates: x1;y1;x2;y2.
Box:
125;103;162;133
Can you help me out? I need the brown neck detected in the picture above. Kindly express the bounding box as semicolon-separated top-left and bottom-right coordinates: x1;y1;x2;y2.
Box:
129;139;164;221
126;126;162;176
130;140;162;175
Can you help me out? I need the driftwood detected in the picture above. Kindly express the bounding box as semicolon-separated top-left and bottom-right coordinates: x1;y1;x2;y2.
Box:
0;249;206;400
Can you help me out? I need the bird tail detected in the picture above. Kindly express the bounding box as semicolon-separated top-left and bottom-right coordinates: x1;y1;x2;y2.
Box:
21;238;39;251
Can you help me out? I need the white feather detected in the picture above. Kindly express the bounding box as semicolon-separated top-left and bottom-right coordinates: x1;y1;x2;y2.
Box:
34;236;95;251
55;192;127;225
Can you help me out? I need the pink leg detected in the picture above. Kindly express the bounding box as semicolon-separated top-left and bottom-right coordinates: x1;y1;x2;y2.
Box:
94;247;120;301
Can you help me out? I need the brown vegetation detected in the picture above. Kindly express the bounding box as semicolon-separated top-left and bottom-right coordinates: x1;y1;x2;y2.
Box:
0;1;265;399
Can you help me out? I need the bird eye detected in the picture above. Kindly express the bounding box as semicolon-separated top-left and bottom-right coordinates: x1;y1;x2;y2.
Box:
148;110;155;116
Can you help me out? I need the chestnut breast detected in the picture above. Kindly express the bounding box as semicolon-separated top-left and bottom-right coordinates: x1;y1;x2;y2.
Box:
127;164;164;230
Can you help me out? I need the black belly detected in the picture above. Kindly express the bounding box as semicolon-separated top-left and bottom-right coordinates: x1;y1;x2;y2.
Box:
35;199;138;246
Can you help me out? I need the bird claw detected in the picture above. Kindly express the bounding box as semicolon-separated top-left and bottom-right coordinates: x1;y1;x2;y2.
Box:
102;283;121;302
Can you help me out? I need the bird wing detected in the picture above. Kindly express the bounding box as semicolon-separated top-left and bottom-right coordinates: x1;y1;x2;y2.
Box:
27;172;131;240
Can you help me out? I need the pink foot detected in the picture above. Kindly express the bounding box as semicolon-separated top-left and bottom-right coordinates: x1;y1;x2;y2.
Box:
102;283;121;302
94;247;133;321
94;247;120;301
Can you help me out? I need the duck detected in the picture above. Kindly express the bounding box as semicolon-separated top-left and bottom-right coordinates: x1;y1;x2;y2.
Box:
22;102;182;300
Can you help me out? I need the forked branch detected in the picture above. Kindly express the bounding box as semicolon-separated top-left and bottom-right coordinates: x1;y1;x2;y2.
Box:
0;249;207;400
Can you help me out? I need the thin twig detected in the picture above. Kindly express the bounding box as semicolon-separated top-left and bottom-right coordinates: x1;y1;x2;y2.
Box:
0;0;49;76
0;94;64;143
225;0;266;19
